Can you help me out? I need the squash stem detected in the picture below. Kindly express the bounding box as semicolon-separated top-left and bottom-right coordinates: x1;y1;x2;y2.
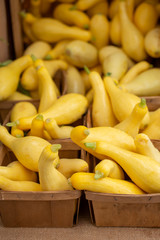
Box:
139;98;146;108
94;170;104;180
84;142;96;150
84;129;90;136
84;65;90;75
35;114;44;121
50;144;61;152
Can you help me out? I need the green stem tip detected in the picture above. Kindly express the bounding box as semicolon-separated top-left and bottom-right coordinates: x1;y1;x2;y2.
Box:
83;24;89;30
31;54;37;62
19;11;26;18
35;114;44;121
139;98;146;108
69;5;77;11
105;72;112;77
0;60;12;67
84;142;96;150
50;144;61;153
84;65;90;75
94;170;104;180
44;54;52;60
6;121;17;127
84;129;90;136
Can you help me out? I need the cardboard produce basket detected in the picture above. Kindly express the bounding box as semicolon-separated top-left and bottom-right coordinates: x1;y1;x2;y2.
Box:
0;141;83;228
85;191;160;227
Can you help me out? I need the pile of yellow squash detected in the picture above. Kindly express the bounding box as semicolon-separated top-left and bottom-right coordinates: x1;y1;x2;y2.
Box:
0;0;160;194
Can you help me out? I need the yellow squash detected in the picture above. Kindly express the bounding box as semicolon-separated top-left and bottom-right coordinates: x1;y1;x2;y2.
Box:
29;0;41;17
44;40;70;60
134;2;158;35
35;63;57;112
14;93;88;130
84;141;160;193
75;0;104;11
94;159;125;180
122;68;160;96
81;126;136;152
65;65;85;95
0;176;42;191
0;126;50;171
90;14;110;50
57;158;88;178
104;75;150;129
0;55;33;100
64;40;98;68
119;0;147;62
120;61;152;84
10;126;24;138
102;51;129;80
134;133;160;164
86;0;108;17
38;144;73;191
142;117;160;140
31;17;91;43
53;3;90;29
0;161;37;182
87;70;117;127
144;27;160;58
70;172;144;194
20;66;38;91
23;41;52;59
109;13;121;46
30;114;44;138
70;125;106;160
44;118;73;139
6;91;32;101
10;101;37;122
114;98;149;137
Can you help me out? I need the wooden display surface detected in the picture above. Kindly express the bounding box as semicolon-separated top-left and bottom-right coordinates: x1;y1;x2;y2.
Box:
0;143;82;228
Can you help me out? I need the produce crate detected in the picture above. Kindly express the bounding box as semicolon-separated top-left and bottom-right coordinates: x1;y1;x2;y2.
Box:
85;191;160;227
0;141;83;228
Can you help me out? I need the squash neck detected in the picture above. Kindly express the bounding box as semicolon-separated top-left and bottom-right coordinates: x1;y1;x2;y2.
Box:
9;56;32;75
0;127;15;149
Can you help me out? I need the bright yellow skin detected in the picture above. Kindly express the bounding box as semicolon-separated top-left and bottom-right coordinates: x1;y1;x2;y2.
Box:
89;71;117;127
36;65;57;113
142;117;160;140
30;114;44;138
85;141;160;193
0;161;37;182
134;2;158;36
76;0;103;11
114;99;148;137
149;108;160;123
122;68;160;96
144;28;160;58
109;14;121;46
90;14;109;50
6;91;32;101
65;40;98;68
103;75;150;129
102;51;129;80
65;65;85;95
15;93;88;130
44;118;73;139
23;41;52;59
31;18;91;43
81;126;136;152
70;172;145;194
21;60;68;92
11;126;24;138
87;1;108;17
10;101;37;122
0;55;33;101
120;61;152;84
70;125;106;160
53;3;90;29
0;126;50;172
0;176;42;192
38;144;73;191
94;159;125;180
44;40;71;60
119;1;147;62
57;158;88;178
134;133;160;164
